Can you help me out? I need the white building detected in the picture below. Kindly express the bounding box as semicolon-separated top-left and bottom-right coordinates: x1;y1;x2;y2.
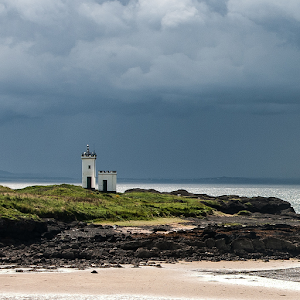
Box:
81;145;97;189
81;144;117;192
98;171;117;193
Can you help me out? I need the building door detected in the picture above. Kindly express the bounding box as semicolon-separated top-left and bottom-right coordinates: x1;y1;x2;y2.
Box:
87;177;92;189
103;180;107;192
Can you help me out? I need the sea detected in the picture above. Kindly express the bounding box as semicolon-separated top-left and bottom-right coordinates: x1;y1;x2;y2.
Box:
1;181;300;213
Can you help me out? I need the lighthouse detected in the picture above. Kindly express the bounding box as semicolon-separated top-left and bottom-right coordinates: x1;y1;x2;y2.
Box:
81;145;97;189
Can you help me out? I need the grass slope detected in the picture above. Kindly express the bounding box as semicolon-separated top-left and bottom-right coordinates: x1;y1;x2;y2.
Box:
0;184;213;222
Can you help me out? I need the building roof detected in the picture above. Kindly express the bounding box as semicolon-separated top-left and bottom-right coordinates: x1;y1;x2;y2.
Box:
81;144;97;158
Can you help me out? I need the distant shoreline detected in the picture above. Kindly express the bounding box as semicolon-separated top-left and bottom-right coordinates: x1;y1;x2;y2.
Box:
2;172;300;186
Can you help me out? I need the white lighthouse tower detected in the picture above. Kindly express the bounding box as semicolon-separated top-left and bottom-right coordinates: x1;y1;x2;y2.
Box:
81;145;97;189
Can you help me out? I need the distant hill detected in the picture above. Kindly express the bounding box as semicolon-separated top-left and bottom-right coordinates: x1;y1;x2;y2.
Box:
1;170;299;185
118;176;300;185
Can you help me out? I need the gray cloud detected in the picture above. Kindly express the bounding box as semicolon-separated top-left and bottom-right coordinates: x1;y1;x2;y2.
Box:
1;0;300;120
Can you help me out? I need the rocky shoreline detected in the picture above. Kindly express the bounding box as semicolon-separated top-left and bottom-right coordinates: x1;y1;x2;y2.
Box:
1;190;300;270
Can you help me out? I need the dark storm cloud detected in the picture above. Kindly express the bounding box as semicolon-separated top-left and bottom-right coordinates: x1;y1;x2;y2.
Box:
1;0;300;180
1;0;300;122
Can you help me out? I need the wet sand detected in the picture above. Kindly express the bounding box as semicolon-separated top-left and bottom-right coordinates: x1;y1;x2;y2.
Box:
1;260;300;299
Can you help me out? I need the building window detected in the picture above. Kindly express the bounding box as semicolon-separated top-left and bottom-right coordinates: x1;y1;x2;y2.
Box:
88;165;91;169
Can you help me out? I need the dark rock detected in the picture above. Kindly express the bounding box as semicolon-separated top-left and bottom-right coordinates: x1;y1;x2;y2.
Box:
248;197;295;214
202;196;295;215
283;241;296;251
71;243;80;249
43;226;62;239
205;238;215;248
169;189;193;197
263;237;284;250
125;188;160;194
1;197;300;269
135;248;152;258
0;219;47;240
202;227;217;238
252;239;265;251
152;226;170;233
150;247;160;256
94;234;107;242
120;240;149;251
186;241;206;248
215;233;230;242
215;238;230;251
79;251;92;259
154;240;179;250
263;237;296;251
61;251;75;260
231;238;254;252
43;250;53;259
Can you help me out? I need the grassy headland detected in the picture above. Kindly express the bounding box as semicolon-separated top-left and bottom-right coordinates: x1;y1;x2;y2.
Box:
0;184;213;222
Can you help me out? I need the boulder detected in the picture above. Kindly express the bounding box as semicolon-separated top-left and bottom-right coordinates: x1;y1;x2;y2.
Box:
263;237;296;251
202;196;295;215
61;250;75;260
263;237;284;250
42;225;62;239
252;239;265;251
231;238;254;252
283;241;296;251
205;238;215;248
215;238;230;251
0;218;47;240
120;240;148;250
154;240;180;250
246;197;295;215
169;189;193;197
150;247;160;256
135;248;152;258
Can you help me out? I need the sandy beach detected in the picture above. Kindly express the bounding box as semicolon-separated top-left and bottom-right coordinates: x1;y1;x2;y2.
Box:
1;260;300;300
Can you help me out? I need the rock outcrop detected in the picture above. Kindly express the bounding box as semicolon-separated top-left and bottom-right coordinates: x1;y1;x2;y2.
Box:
0;218;47;241
1;220;300;269
1;190;300;269
125;188;296;216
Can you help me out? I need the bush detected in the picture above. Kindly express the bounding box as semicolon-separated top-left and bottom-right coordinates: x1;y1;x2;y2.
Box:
237;210;251;216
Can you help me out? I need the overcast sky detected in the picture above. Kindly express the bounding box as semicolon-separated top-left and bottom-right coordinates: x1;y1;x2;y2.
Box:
1;0;300;180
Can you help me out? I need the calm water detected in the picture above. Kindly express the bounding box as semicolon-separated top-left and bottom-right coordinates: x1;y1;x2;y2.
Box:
1;182;300;213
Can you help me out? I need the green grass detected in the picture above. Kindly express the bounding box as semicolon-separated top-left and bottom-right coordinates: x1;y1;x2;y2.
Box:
201;199;223;208
236;210;252;216
0;184;214;222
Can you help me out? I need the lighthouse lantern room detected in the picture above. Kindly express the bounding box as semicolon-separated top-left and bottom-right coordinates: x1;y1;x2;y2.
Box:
81;145;97;189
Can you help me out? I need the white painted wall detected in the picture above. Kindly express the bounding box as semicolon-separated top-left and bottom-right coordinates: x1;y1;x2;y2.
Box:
81;145;97;189
98;171;117;192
